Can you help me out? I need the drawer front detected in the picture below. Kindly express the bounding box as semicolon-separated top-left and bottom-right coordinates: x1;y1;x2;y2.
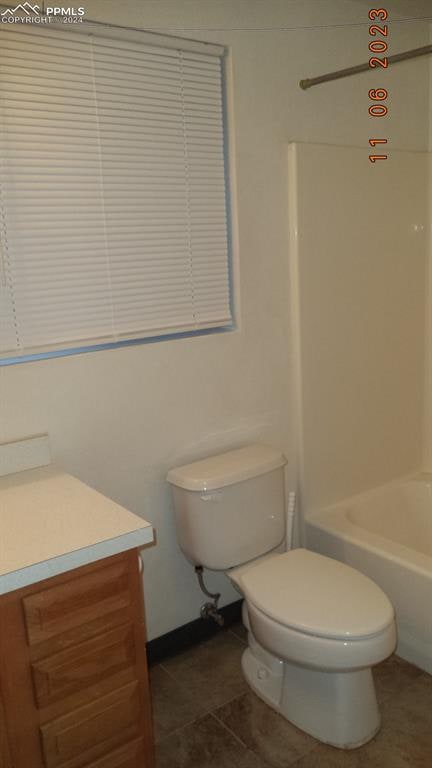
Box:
85;739;145;768
23;561;132;646
31;624;135;708
40;681;141;768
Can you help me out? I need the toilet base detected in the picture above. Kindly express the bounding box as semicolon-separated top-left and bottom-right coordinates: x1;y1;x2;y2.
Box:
242;645;381;749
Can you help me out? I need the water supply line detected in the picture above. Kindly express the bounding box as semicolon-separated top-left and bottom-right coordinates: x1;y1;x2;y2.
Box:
195;566;224;626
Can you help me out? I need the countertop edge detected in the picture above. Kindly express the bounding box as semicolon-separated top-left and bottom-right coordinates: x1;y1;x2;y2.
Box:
0;525;154;596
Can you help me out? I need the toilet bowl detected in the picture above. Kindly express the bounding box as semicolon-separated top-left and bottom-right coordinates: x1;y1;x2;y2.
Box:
230;548;397;748
167;444;397;749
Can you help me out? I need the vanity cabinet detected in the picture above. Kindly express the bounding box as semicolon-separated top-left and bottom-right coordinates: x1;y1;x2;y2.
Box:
0;550;154;768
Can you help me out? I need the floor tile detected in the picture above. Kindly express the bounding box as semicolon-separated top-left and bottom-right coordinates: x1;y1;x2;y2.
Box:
373;654;423;705
289;741;409;768
375;672;432;767
292;672;432;768
151;626;432;768
163;631;248;711
155;713;270;768
214;691;316;767
150;665;204;743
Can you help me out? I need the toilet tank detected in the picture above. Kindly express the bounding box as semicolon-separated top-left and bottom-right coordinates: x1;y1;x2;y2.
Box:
167;444;287;570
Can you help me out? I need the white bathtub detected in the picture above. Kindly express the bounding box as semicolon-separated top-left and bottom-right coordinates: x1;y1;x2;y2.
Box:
306;474;432;674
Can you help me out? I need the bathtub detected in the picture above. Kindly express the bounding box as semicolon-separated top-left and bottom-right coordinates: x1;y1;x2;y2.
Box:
306;474;432;674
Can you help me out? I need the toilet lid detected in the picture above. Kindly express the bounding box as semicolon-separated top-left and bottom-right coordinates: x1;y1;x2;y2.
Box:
238;549;394;640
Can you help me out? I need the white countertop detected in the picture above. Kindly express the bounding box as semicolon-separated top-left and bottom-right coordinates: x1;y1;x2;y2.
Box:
0;465;154;595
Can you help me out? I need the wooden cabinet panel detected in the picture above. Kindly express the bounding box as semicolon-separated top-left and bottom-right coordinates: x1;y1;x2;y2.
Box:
85;739;145;768
23;561;132;646
0;551;154;768
0;691;13;768
31;623;135;708
40;681;141;768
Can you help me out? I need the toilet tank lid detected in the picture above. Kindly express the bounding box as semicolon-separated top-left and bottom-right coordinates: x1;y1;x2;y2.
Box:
166;444;287;491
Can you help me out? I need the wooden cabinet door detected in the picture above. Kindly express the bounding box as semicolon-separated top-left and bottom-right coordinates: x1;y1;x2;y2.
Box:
23;560;132;646
85;739;146;768
31;623;136;708
40;681;141;768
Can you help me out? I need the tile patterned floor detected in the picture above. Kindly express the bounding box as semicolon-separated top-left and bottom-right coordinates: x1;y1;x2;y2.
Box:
150;623;432;767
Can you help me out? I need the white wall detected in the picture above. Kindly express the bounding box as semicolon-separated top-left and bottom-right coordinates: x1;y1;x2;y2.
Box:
423;25;432;468
424;153;432;470
289;143;428;514
0;1;429;639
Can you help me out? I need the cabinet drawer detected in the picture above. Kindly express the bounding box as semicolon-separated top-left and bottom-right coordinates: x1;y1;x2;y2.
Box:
31;624;135;708
40;681;141;768
23;561;132;646
85;739;145;768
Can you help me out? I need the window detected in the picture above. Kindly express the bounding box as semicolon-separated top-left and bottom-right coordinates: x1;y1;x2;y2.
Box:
0;24;232;363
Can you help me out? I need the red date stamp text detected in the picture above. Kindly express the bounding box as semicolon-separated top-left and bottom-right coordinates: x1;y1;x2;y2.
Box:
368;8;388;162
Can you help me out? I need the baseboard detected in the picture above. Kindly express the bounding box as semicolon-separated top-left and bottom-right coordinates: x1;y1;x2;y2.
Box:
146;599;243;666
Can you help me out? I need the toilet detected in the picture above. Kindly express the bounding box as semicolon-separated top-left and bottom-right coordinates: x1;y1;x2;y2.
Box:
167;444;396;749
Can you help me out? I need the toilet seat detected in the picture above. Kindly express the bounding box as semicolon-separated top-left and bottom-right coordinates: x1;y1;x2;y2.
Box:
236;548;395;640
246;599;397;671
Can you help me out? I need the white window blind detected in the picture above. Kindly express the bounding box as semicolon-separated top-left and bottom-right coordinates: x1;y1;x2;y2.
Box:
0;25;232;358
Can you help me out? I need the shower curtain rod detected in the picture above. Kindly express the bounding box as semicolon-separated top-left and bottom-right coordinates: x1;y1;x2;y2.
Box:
299;44;432;89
